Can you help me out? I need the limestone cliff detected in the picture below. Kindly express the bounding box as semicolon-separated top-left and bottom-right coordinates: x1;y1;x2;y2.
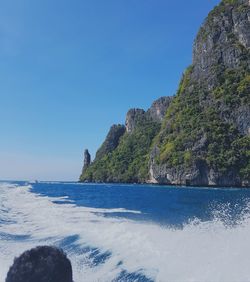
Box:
147;96;173;122
125;109;145;133
149;0;250;187
95;124;126;161
79;97;172;183
80;0;250;187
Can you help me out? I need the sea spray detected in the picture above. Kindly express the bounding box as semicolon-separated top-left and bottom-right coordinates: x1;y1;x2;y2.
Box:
1;183;250;282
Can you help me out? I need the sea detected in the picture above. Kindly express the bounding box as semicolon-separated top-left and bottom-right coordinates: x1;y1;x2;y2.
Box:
1;181;250;282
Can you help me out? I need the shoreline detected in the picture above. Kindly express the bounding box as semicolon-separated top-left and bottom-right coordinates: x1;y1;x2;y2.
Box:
78;181;250;189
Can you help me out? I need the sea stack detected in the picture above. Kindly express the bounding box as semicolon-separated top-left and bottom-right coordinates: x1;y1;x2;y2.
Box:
82;149;91;172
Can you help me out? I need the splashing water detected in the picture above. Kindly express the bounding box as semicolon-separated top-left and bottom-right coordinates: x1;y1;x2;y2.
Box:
1;182;250;282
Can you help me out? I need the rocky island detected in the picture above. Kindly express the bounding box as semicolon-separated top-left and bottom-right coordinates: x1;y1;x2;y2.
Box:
80;0;250;187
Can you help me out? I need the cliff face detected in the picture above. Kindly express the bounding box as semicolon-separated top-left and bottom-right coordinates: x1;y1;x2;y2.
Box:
124;96;173;134
149;0;250;187
147;96;173;122
125;109;145;133
95;124;126;161
191;0;250;136
80;0;250;187
79;97;172;183
193;0;250;84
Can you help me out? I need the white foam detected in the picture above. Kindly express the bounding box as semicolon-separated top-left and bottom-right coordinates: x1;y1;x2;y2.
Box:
1;183;250;282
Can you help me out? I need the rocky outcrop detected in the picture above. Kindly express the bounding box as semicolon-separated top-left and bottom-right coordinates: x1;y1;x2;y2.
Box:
192;0;250;86
190;0;250;137
149;0;250;187
80;0;250;187
80;96;172;183
95;124;126;160
125;97;173;134
149;145;242;186
84;149;91;166
147;96;173;122
125;109;145;133
220;104;250;135
81;149;91;174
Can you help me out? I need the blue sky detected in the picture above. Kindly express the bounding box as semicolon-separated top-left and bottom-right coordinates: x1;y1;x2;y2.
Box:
0;0;220;181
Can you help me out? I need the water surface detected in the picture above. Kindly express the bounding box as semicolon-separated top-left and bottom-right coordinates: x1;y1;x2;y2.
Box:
1;181;250;282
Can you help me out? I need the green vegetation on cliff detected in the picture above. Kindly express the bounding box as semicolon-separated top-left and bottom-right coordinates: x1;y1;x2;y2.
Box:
156;66;250;180
81;118;160;183
80;0;250;186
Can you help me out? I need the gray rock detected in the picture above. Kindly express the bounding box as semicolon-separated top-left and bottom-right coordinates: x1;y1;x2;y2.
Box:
220;104;250;135
95;124;126;160
149;0;250;187
149;147;242;187
125;108;145;133
125;97;173;134
80;0;250;187
192;0;250;86
82;149;91;172
147;96;173;122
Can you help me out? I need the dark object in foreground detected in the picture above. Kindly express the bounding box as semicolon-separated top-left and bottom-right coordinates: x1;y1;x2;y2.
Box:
6;246;73;282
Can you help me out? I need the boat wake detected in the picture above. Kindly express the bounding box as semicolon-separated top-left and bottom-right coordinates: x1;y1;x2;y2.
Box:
1;182;250;282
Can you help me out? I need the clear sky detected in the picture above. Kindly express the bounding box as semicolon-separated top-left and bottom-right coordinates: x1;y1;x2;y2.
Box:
0;0;220;181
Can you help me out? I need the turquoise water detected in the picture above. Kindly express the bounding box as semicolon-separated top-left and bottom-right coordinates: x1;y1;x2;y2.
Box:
1;181;250;281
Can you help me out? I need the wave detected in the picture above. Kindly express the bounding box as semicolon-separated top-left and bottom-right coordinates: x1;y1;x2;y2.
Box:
1;183;250;282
